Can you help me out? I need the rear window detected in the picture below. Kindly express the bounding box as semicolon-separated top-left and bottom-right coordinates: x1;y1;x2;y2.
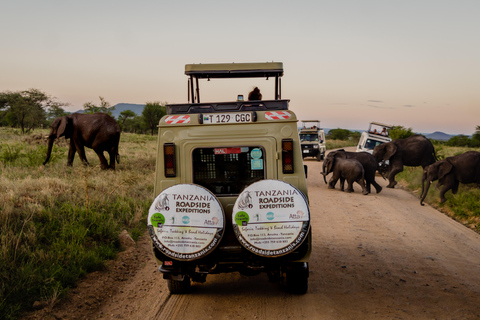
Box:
192;146;265;196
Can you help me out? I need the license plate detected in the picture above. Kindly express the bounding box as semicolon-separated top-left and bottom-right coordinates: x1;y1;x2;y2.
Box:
203;112;252;124
303;150;309;153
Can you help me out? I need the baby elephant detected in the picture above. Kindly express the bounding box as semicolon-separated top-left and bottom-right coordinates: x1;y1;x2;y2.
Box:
322;156;368;195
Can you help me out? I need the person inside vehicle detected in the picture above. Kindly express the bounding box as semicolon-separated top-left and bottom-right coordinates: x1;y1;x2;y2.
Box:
248;87;262;100
381;128;387;136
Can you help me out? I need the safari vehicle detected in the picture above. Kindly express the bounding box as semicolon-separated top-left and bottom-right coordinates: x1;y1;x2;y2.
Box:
356;121;392;154
147;62;311;294
299;120;326;161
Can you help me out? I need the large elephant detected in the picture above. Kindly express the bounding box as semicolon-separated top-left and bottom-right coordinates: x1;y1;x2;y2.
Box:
322;149;382;194
420;151;480;205
373;134;437;188
43;113;121;170
321;155;368;195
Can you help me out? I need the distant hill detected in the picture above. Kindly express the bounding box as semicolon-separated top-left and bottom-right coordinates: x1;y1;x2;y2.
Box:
73;103;145;118
425;131;453;141
109;103;145;118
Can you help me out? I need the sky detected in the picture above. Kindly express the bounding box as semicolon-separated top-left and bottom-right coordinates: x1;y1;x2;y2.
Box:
1;0;479;135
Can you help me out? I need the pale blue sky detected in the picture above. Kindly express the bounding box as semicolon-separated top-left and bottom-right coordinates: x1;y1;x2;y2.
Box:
1;0;479;134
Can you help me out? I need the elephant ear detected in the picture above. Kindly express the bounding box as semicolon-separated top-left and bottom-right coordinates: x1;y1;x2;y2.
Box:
383;143;397;161
56;117;69;138
438;160;453;180
327;157;335;173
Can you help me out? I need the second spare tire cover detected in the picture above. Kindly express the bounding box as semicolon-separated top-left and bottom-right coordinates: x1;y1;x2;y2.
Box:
147;184;225;261
232;179;310;257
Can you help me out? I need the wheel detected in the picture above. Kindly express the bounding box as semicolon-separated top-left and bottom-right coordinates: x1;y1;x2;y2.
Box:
285;263;309;294
316;152;322;161
167;275;191;294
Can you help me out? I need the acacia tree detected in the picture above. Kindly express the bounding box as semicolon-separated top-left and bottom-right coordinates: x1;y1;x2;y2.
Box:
0;88;67;133
83;96;115;116
389;126;414;140
118;110;136;131
142;101;166;135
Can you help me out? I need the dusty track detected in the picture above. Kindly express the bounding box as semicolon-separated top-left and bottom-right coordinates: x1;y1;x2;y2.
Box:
24;149;480;320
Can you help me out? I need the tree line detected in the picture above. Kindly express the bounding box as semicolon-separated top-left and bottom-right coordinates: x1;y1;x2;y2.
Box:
0;88;166;135
327;125;480;147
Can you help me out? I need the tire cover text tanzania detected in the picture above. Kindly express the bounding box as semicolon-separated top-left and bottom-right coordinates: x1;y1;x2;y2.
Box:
232;180;310;257
147;184;225;261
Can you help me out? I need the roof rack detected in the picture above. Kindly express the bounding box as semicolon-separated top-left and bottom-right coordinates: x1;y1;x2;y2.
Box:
167;99;289;115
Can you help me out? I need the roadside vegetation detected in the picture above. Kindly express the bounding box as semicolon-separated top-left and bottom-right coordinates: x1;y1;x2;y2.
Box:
0;127;156;319
326;128;360;149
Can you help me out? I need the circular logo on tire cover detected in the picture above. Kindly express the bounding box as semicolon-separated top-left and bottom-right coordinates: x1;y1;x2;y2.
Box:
147;184;225;261
232;180;310;257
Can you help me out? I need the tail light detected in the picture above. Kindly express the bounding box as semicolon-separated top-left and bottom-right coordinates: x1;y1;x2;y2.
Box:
282;138;294;174
164;143;176;177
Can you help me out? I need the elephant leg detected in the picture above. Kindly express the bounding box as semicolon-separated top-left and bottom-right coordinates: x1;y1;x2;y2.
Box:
365;180;371;193
67;140;76;166
357;178;369;195
340;177;345;191
439;184;451;204
452;180;460;194
372;180;382;194
108;150;117;170
75;144;89;167
345;179;354;193
328;176;338;189
387;166;403;188
95;149;110;170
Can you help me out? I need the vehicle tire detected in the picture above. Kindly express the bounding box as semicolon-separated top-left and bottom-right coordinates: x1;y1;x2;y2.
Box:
167;276;191;294
316;152;322;161
285;263;308;294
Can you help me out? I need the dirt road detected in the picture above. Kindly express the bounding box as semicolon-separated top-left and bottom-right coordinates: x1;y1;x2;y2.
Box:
25;151;480;320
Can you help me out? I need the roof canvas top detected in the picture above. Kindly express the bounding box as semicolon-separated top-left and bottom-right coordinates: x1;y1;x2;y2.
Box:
185;62;284;79
369;121;393;129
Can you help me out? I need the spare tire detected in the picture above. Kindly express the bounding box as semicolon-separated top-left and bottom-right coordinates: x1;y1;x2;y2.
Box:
232;180;310;257
147;184;225;261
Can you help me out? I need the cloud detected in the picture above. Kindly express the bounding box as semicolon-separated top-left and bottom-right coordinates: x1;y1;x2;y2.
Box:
367;100;383;103
402;105;415;108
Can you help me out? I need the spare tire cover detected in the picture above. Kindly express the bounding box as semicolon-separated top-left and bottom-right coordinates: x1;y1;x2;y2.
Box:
147;184;225;261
232;180;310;257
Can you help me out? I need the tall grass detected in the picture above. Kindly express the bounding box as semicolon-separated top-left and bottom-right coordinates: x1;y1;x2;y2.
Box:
396;146;480;232
0;128;157;320
326;139;359;150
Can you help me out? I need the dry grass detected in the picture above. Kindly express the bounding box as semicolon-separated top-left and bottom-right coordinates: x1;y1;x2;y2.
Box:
0;128;157;319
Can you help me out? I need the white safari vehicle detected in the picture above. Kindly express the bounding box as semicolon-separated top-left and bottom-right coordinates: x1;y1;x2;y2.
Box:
147;62;311;294
356;122;393;154
299;120;326;161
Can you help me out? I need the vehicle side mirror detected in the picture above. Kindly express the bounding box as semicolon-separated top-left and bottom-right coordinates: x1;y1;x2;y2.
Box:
304;165;308;179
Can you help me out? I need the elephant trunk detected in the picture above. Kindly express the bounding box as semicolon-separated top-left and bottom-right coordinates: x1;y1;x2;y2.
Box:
322;161;328;184
43;136;55;165
420;170;430;206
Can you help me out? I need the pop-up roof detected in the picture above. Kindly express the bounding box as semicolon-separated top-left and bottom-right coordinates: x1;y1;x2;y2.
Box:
184;62;284;103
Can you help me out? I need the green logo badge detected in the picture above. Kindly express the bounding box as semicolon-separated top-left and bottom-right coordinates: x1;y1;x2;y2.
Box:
151;213;165;227
235;211;250;226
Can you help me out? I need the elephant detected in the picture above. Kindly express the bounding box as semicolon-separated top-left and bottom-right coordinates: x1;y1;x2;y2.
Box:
372;134;437;188
321;155;368;195
420;151;480;205
322;149;382;194
43;113;121;170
